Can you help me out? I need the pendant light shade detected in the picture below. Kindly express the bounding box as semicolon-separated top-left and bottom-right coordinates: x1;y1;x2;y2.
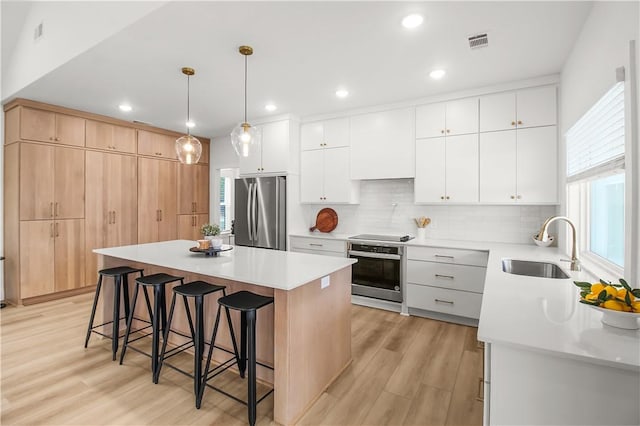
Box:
176;67;202;165
231;46;262;157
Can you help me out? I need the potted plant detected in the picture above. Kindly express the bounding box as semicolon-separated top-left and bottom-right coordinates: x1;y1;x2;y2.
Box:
201;223;222;248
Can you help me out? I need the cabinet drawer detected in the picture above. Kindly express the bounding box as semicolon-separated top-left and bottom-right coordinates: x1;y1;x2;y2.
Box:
407;246;488;267
290;236;346;254
407;260;486;293
292;248;346;258
407;284;482;319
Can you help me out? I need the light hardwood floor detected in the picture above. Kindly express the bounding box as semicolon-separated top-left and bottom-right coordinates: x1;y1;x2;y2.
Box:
0;293;483;425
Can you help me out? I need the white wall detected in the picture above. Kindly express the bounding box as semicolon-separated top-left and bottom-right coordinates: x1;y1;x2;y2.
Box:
301;180;557;244
209;135;239;226
2;1;165;100
559;1;640;281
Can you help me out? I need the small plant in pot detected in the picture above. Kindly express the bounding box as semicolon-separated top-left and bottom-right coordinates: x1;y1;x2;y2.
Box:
201;223;222;248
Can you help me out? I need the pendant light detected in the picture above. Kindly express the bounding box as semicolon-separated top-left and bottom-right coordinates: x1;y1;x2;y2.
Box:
175;67;202;165
231;45;262;157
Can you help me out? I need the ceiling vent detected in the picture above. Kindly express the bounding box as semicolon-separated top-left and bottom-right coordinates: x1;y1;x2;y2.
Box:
468;33;488;50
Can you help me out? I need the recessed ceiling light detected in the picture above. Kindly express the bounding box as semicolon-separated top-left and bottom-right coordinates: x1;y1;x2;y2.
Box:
335;89;349;99
119;104;132;112
265;103;277;112
186;120;195;128
429;69;446;80
402;14;423;29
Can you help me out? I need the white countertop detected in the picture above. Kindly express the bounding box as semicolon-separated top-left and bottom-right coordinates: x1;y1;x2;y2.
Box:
290;232;640;370
94;240;356;291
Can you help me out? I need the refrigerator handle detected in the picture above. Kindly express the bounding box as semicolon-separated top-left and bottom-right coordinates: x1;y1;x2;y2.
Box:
253;182;259;242
247;182;254;242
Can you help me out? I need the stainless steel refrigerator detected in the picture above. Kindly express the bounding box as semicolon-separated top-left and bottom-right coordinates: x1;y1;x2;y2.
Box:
234;176;286;250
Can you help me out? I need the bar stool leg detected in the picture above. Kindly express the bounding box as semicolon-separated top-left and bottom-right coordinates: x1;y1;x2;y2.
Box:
239;311;247;378
112;275;122;361
198;305;222;409
193;295;205;400
119;283;140;365
247;309;257;426
151;285;163;379
224;306;241;371
155;293;177;384
84;275;103;348
122;274;131;321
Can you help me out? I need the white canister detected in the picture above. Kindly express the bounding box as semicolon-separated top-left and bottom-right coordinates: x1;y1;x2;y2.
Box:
417;228;427;239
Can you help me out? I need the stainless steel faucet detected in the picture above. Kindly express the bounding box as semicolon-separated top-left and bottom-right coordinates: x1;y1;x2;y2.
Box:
535;216;581;271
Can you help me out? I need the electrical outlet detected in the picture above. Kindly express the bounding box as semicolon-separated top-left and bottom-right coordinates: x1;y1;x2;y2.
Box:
33;22;43;41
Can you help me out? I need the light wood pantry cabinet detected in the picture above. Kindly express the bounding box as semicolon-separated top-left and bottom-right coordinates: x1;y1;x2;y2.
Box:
479;85;556;132
86;120;136;153
300;147;359;203
301;118;349;151
239;119;293;175
415;97;479;139
415;134;479;203
3;98;211;305
177;214;210;240
350;108;415;179
177;163;209;214
85;151;138;283
20;143;85;220
138;157;177;244
479;126;557;204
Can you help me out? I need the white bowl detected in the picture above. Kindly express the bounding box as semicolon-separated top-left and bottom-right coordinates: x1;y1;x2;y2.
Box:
589;305;640;330
532;234;555;247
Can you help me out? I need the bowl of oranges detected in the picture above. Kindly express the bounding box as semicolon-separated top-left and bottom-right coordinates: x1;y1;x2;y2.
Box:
573;279;640;330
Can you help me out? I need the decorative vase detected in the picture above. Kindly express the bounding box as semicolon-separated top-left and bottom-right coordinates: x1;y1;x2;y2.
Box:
206;236;223;248
417;228;427;239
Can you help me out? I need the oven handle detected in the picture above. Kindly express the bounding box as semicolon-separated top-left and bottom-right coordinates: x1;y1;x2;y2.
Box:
348;250;402;261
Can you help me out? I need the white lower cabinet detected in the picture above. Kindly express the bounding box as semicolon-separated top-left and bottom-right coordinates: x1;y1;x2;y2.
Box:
407;284;482;319
301;147;359;203
415;134;479;203
289;236;347;257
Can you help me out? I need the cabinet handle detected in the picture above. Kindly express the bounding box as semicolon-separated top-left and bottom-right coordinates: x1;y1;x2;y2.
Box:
446;129;450;133
446;196;450;200
511;121;516;126
156;210;160;222
159;210;162;221
112;211;116;224
441;130;445;134
108;211;112;224
435;254;454;260
517;195;522;199
477;378;484;402
435;274;455;280
54;202;59;217
55;222;59;237
50;223;54;238
55;137;60;141
192;201;196;213
50;202;54;218
517;120;522;125
309;243;323;247
440;196;445;200
510;195;515;200
435;298;454;305
49;137;54;141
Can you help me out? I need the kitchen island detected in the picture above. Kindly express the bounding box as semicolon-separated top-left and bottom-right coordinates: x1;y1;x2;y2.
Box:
94;240;356;425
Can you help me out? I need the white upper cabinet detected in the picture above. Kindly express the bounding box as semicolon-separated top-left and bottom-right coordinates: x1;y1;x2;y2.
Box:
480;85;556;132
239;120;291;175
301;118;349;151
416;98;479;139
415;134;478;203
300;147;358;203
479;127;557;204
350;108;415;179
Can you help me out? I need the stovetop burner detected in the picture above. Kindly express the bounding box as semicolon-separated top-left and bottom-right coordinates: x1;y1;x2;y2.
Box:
348;234;413;242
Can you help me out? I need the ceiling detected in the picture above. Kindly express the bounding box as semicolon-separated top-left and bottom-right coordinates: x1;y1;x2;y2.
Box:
6;1;592;138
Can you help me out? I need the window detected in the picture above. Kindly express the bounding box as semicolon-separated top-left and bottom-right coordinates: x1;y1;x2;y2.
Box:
219;168;236;231
566;80;625;277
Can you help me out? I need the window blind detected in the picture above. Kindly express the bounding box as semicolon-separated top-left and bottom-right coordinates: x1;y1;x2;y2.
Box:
566;81;625;182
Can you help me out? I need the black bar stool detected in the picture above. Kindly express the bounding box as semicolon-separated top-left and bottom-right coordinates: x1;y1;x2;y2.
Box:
119;273;187;377
199;290;274;426
154;281;241;407
84;266;145;360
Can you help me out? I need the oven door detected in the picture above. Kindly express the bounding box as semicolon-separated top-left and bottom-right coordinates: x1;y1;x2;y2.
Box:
349;250;402;302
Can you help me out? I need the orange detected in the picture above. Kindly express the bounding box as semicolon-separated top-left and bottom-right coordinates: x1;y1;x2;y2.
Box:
602;300;625;311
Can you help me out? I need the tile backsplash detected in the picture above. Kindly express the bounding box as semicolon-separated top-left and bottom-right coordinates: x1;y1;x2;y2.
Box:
300;179;558;244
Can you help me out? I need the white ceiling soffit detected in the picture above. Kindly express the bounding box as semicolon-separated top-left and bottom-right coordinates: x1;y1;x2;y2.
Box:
7;1;592;138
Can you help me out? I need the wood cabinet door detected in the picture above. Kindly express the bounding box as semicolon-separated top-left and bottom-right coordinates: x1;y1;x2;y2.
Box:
300;150;324;203
479;130;517;203
137;157;161;243
54;219;86;291
86;120;136;153
138;130;177;159
107;153;138;246
323;118;350;149
415;137;446;203
323;147;351;203
157;159;177;241
261;120;289;174
177;215;198;240
199;140;210;164
301;122;324;151
416;102;446;139
54;146;85;219
445;134;479;203
20;143;54;220
446;97;479;136
21;108;55;142
85;151;109;282
55;114;85;147
516;126;557;203
480;92;516;133
178;164;209;214
20;220;55;298
194;165;209;214
516;86;557;129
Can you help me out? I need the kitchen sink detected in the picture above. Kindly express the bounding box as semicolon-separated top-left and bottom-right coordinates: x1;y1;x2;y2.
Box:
502;259;569;279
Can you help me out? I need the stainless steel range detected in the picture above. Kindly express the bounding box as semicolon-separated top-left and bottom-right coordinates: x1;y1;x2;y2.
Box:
347;234;412;303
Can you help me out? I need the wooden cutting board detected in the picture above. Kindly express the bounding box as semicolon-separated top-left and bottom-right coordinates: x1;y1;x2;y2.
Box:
309;208;338;233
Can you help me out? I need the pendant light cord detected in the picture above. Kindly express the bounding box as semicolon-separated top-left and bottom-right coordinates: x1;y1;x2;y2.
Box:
244;53;248;124
187;74;191;135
